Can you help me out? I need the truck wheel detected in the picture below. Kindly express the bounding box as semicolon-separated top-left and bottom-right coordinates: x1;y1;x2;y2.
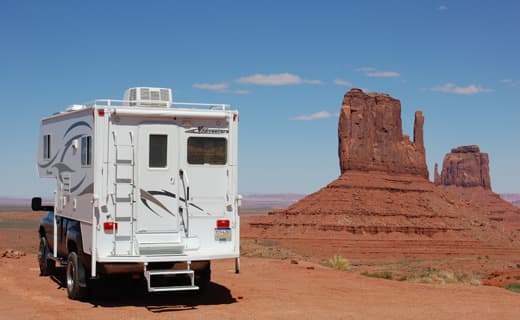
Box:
195;265;211;292
37;237;55;276
66;251;88;300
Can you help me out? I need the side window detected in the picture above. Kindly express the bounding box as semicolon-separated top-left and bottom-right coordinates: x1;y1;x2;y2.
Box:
149;134;167;168
43;134;51;159
187;137;227;165
81;136;92;166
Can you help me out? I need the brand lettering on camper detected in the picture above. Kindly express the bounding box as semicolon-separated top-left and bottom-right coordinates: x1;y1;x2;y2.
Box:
186;127;229;134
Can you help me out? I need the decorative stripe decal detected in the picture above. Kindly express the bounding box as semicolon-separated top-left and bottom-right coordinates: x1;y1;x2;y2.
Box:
38;151;59;169
140;188;209;216
140;189;175;217
60;134;84;162
70;176;86;193
63;121;92;138
78;183;94;196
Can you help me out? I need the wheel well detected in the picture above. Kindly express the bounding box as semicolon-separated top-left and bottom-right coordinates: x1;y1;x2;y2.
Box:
67;240;78;254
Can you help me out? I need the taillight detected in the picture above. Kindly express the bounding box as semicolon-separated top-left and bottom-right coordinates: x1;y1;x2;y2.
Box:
103;221;118;232
216;219;230;228
98;109;105;117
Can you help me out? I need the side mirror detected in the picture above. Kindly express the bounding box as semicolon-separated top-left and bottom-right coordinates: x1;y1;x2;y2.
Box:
31;197;54;211
31;197;42;211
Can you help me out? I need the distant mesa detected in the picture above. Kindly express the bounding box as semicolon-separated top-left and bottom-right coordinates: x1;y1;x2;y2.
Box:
434;145;491;190
247;89;519;251
434;145;520;229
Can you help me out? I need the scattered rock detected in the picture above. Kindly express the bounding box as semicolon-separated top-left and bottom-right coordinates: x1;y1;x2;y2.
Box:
290;259;299;265
1;249;26;259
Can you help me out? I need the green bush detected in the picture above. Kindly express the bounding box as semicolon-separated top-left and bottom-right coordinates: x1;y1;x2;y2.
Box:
505;282;520;293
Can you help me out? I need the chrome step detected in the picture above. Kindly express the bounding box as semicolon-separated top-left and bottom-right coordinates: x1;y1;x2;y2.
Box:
144;264;199;292
148;285;199;292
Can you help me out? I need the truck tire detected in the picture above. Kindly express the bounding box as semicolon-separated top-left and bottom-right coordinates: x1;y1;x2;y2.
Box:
37;237;55;276
195;265;211;292
66;251;88;300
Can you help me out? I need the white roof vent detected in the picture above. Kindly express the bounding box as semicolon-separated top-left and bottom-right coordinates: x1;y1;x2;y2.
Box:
123;87;172;108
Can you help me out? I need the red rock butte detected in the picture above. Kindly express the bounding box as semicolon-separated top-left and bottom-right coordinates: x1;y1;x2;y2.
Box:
435;145;491;190
247;89;520;260
435;145;520;230
338;88;428;178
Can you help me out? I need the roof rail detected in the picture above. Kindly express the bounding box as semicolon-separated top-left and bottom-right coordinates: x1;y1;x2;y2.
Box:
84;99;230;110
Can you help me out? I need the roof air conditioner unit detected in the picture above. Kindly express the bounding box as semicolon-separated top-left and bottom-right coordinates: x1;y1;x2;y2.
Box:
123;87;172;108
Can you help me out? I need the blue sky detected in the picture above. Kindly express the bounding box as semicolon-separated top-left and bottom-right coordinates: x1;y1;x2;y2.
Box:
0;0;518;197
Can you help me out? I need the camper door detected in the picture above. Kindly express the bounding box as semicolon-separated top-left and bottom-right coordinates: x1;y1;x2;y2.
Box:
136;123;180;233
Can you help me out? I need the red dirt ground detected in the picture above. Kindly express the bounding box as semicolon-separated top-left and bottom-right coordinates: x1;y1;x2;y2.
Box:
1;211;520;319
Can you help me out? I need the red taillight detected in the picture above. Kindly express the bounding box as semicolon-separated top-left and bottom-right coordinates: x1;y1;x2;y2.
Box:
103;221;118;232
98;109;105;117
216;219;230;228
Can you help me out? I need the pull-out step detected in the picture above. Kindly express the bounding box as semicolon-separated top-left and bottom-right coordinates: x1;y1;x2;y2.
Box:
144;265;199;292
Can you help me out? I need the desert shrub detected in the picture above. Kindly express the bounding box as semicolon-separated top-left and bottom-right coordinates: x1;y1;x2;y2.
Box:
505;282;520;293
361;271;393;280
329;255;351;271
470;279;481;286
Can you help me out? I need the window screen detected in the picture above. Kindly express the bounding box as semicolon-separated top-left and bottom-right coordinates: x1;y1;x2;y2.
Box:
149;134;167;168
187;137;227;165
43;135;51;159
81;136;92;166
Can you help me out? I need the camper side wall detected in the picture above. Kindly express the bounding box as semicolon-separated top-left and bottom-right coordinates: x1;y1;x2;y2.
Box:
37;109;96;256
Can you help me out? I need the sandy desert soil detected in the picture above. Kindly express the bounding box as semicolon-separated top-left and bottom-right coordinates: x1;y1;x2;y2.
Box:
1;211;520;320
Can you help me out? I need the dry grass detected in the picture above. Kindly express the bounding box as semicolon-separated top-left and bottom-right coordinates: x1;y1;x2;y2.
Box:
328;255;351;271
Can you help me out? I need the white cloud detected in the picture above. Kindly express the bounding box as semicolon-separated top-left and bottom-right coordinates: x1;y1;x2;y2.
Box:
500;79;520;87
357;67;400;78
432;83;494;95
438;5;448;11
334;79;352;86
192;82;229;91
192;82;251;94
236;73;321;86
291;111;338;121
229;89;252;94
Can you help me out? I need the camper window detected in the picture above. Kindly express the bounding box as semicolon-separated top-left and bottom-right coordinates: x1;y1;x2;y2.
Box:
43;135;51;159
149;134;167;168
187;137;227;165
81;136;92;166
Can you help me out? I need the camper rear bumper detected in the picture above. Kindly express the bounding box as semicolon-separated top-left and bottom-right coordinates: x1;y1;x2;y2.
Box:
96;252;239;265
98;260;212;274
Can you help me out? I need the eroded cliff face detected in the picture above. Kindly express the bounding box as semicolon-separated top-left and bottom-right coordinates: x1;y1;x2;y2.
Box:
437;145;491;190
248;89;519;249
338;89;428;178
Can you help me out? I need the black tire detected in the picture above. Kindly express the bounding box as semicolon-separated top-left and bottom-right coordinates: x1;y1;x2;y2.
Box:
195;265;211;292
37;237;55;276
66;251;88;300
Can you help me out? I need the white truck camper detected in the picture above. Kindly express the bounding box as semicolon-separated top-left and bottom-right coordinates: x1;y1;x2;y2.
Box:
33;87;241;300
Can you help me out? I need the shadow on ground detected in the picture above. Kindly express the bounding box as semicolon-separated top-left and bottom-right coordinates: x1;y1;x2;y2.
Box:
50;268;237;312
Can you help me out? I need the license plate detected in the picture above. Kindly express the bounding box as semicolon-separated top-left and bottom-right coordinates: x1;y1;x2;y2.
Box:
215;228;232;241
